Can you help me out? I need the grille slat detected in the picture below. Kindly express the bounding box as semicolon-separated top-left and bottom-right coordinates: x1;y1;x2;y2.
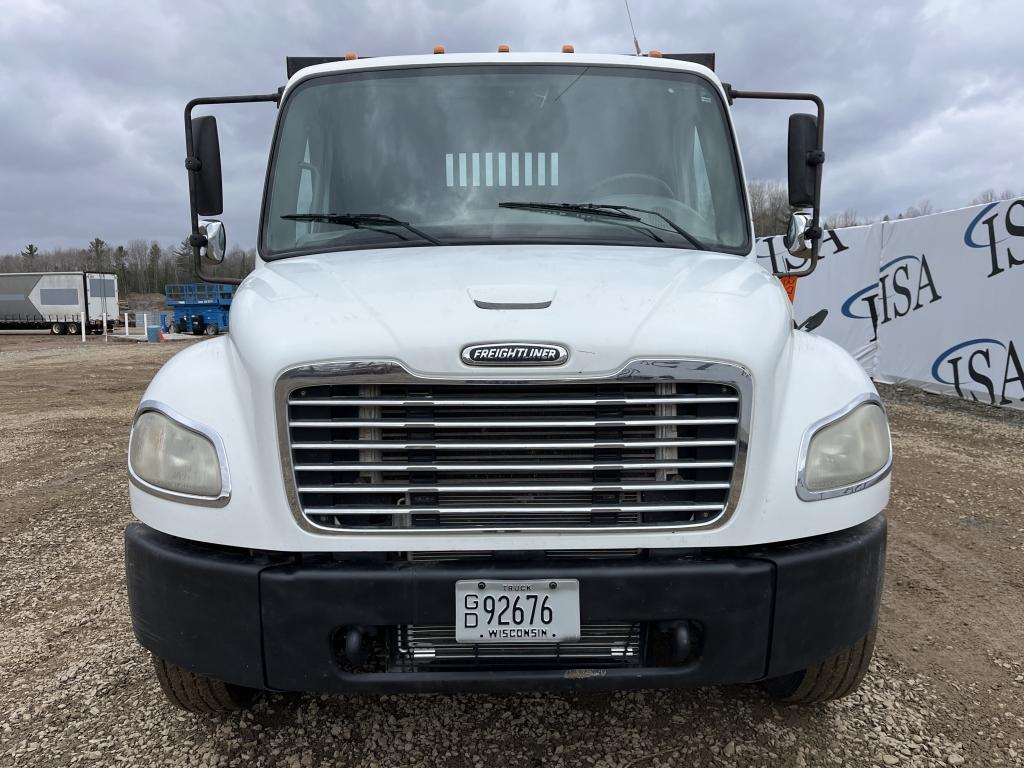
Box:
394;622;642;671
298;482;731;494
290;395;738;407
305;504;724;516
290;417;738;428
291;439;737;450
285;376;741;532
295;460;734;472
405;549;641;562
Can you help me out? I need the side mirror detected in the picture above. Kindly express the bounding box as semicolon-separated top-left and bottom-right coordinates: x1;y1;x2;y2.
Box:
787;113;819;208
199;220;226;264
191;116;223;216
784;211;811;256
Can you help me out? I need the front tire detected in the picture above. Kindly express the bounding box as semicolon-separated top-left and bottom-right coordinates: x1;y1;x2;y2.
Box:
151;655;257;714
763;626;876;704
51;322;66;335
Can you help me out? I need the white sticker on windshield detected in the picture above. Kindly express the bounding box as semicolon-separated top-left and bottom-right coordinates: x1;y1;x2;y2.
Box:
446;152;559;188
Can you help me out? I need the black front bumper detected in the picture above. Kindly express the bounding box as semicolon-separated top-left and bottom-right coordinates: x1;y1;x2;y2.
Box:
124;515;886;693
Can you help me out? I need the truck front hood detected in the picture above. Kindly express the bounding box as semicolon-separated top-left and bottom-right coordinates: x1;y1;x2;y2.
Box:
229;245;793;378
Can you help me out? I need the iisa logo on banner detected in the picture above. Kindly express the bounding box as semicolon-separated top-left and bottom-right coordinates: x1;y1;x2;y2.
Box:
931;338;1024;406
756;229;850;274
755;204;1022;409
841;254;942;342
963;198;1024;277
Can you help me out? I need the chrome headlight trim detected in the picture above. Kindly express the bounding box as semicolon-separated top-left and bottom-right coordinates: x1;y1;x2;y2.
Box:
796;393;892;502
128;400;232;507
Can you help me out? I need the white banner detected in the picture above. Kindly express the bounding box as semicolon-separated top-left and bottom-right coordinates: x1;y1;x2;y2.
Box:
756;197;1024;410
757;223;882;373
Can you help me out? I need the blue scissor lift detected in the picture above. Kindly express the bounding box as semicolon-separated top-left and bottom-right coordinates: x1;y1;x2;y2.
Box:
164;283;234;335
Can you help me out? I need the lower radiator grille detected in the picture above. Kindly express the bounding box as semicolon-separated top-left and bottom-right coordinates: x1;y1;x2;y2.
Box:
393;623;642;671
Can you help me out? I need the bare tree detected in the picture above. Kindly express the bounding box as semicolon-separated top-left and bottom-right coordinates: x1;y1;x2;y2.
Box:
0;239;253;296
172;238;195;282
748;179;791;237
898;200;935;219
126;240;150;291
824;208;865;229
970;188;1017;205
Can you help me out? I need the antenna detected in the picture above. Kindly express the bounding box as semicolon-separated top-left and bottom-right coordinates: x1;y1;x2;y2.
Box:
623;0;642;56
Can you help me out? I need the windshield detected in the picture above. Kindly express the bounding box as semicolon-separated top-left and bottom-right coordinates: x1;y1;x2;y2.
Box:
262;65;750;257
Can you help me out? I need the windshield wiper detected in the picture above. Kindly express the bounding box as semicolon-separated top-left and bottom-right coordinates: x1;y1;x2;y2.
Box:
281;213;444;246
498;202;707;250
497;202;662;242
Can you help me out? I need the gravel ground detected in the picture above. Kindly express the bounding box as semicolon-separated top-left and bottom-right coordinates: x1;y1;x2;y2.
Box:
1;338;1022;767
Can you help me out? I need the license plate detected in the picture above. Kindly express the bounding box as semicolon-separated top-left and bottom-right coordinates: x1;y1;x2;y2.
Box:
455;579;580;643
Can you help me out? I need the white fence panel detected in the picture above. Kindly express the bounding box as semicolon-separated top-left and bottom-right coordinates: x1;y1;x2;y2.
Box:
756;197;1024;410
874;200;1024;408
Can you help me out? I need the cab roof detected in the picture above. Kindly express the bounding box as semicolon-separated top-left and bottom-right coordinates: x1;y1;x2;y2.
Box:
282;52;720;98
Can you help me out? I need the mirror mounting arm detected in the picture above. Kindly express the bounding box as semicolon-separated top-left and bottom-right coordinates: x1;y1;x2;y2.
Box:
184;92;280;285
806;149;825;166
724;85;825;278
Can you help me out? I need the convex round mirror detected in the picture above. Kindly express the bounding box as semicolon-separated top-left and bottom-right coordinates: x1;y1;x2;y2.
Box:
198;220;226;264
783;212;810;256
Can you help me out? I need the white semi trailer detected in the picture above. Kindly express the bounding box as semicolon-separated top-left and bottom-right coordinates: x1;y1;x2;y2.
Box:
0;271;118;334
124;49;891;714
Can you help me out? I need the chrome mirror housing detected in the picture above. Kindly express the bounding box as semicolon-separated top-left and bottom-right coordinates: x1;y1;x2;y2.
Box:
198;220;226;264
784;211;811;257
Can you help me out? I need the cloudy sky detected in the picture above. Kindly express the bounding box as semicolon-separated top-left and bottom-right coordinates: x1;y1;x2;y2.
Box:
1;0;1021;254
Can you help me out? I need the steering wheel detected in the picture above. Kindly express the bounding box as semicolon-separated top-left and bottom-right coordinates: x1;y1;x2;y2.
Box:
585;173;675;200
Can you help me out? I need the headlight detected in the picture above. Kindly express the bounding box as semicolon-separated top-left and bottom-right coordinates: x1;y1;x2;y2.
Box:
800;400;891;498
129;406;229;503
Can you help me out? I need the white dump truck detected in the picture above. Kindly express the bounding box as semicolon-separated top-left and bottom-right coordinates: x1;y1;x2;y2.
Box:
0;271;118;334
124;49;891;714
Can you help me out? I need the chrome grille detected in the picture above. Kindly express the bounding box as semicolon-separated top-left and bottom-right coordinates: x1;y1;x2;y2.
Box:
279;360;747;533
393;623;642;671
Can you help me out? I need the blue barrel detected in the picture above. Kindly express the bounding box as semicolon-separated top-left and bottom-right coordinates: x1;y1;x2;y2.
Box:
146;326;161;343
